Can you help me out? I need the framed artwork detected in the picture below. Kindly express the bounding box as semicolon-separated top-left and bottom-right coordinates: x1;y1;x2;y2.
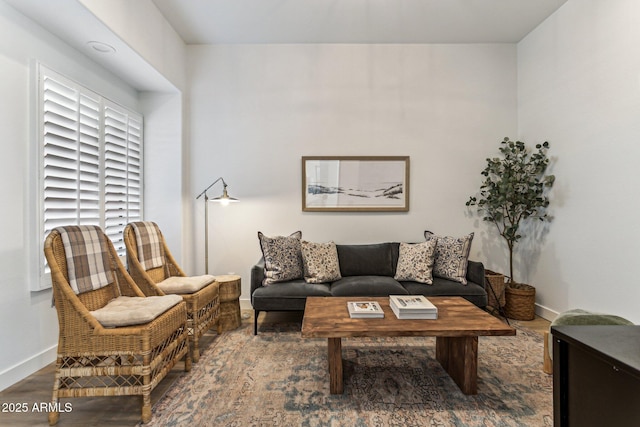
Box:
302;156;410;212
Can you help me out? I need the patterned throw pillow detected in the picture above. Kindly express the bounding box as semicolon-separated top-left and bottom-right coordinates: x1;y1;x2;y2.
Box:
424;231;474;284
394;241;437;284
258;231;304;285
301;241;342;284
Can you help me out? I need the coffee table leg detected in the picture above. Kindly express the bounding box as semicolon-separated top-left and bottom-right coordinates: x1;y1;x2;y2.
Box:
435;336;478;395
328;337;343;394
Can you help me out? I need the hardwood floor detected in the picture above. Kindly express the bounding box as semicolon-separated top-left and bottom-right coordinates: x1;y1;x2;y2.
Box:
514;314;551;334
0;310;550;427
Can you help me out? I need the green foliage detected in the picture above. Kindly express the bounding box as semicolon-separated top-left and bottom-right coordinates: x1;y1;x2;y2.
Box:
466;137;555;282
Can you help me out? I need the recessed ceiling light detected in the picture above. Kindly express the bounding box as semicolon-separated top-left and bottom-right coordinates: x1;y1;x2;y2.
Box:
87;41;116;54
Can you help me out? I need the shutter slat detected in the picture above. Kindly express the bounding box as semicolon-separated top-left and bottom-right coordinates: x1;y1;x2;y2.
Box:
41;66;143;273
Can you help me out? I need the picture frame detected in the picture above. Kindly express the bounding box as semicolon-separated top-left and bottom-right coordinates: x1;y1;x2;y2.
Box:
302;156;410;212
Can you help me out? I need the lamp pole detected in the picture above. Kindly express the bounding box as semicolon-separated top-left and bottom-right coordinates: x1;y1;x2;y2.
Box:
196;177;238;274
204;190;210;274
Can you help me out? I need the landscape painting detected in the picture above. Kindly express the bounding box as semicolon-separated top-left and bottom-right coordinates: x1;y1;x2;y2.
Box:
302;156;410;212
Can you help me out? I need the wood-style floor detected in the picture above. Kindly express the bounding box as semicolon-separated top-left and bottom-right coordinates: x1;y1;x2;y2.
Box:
0;310;550;427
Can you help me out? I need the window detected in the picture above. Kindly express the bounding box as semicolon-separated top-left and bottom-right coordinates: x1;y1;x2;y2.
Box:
38;65;143;287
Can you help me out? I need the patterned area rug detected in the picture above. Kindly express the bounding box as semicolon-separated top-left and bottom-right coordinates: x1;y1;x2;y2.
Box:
142;320;552;427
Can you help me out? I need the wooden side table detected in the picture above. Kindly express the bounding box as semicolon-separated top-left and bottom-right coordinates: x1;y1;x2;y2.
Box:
215;275;242;333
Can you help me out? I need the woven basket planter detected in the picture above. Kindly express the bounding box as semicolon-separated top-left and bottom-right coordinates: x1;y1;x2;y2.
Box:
485;270;506;312
504;283;536;320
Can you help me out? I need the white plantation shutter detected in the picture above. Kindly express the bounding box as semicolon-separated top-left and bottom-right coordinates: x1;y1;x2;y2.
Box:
39;65;143;284
104;104;143;254
42;77;101;235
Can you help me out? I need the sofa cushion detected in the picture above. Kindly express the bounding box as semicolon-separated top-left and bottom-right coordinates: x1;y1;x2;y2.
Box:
394;241;437;284
252;279;332;311
402;277;487;308
258;231;304;285
336;243;394;277
424;231;474;284
90;295;183;328
252;279;332;298
330;276;409;296
301;241;342;284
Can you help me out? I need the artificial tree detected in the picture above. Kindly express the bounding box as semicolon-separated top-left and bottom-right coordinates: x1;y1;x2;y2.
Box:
467;137;555;284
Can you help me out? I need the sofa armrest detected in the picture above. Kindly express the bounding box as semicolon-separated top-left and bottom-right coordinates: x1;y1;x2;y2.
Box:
250;258;265;302
466;260;485;288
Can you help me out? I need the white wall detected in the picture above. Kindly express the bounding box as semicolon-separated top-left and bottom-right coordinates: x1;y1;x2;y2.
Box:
188;44;518;301
139;92;186;261
0;1;140;390
518;0;640;322
79;0;187;92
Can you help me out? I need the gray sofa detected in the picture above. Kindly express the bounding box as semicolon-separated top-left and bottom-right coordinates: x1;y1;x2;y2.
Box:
250;242;488;334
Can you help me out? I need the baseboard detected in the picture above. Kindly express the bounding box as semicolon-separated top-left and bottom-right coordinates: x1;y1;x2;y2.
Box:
240;298;252;311
535;303;558;322
0;345;57;392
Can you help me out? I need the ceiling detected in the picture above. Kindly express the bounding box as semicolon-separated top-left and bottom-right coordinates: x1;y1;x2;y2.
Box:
152;0;568;44
5;0;568;92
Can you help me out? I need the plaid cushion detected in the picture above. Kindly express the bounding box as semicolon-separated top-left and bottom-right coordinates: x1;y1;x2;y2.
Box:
56;225;114;294
130;222;165;271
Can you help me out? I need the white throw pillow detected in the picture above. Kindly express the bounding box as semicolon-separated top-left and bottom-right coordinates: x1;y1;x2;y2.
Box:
301;241;342;284
424;231;474;284
258;231;304;285
394;241;437;284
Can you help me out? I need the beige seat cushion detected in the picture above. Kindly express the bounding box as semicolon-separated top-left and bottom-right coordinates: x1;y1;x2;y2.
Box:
91;295;183;328
157;275;216;294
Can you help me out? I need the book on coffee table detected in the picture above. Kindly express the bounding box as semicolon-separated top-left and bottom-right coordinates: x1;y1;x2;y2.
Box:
347;301;384;318
389;295;438;319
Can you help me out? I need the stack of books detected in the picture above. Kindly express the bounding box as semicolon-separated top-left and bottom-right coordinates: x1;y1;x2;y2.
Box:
347;301;384;318
389;295;438;319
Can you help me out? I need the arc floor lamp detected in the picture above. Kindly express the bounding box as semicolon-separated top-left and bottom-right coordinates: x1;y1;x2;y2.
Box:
196;177;238;274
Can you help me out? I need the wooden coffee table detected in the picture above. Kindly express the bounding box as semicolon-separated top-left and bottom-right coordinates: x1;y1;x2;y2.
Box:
301;296;515;395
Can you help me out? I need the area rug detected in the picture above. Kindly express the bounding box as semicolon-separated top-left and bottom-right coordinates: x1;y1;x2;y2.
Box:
142;320;552;427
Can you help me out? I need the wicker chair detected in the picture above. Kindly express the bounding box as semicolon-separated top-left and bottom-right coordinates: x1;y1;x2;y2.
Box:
44;226;191;425
124;222;220;362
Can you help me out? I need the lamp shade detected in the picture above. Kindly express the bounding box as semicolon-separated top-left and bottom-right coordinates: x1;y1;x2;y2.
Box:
210;186;238;205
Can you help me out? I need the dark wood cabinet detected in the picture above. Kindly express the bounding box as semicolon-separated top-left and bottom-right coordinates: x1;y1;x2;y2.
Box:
552;325;640;427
